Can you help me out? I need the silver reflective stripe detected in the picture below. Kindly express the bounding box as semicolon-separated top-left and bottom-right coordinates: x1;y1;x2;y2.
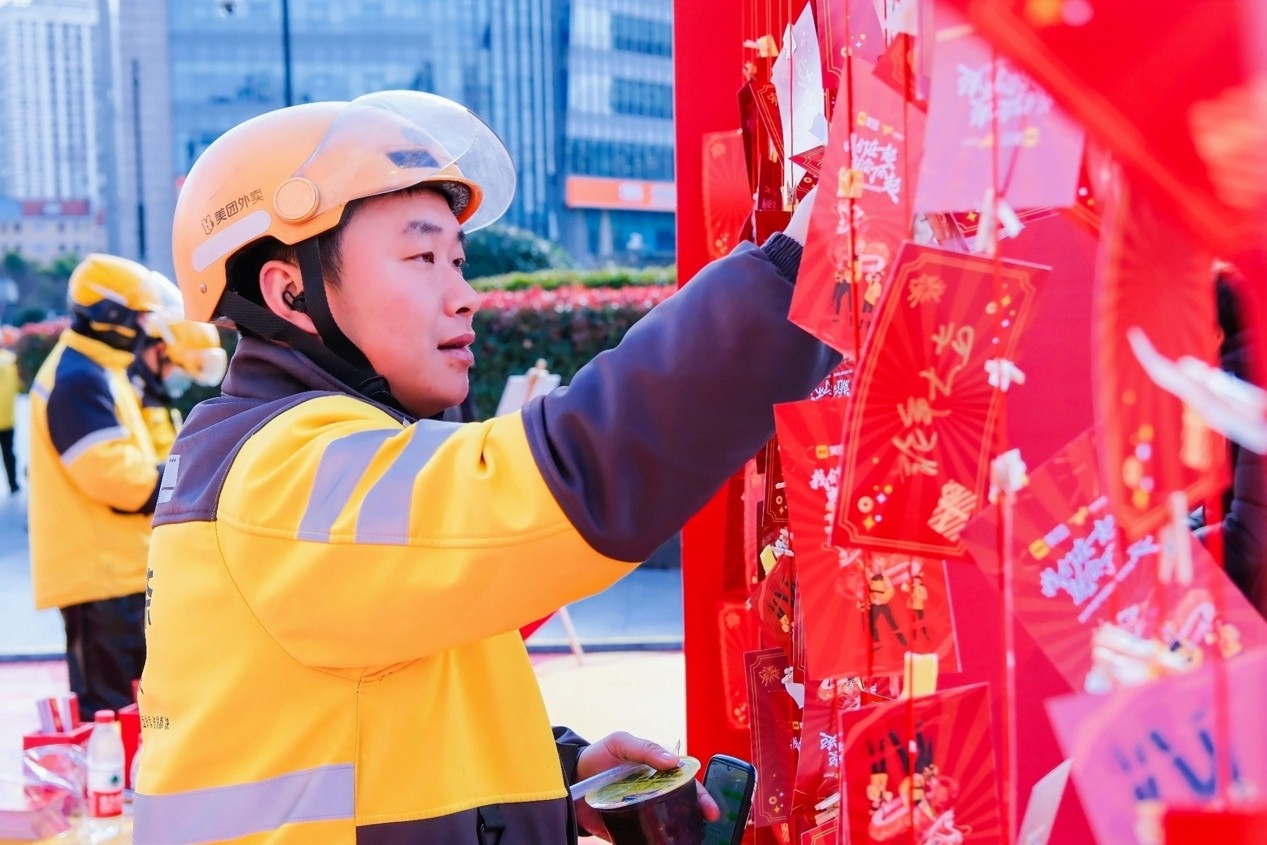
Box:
132;763;354;844
30;381;50;402
60;425;128;467
356;420;461;544
157;453;180;505
297;429;395;542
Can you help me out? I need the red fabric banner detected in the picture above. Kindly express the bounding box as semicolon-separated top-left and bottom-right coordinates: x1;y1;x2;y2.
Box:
833;242;1046;558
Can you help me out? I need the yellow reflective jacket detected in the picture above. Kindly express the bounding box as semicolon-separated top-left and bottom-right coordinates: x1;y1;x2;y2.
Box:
0;348;18;431
139;405;179;461
28;330;160;609
135;237;836;843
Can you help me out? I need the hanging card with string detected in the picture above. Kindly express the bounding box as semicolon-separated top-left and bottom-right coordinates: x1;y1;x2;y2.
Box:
745;646;800;827
790;59;926;355
832;242;1045;558
1048;648;1267;845
913;4;1084;216
838;683;1002;844
960;429;1267;694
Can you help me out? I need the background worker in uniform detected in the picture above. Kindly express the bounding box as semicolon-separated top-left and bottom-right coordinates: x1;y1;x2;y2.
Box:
131;302;229;459
28;254;173;716
137;91;835;844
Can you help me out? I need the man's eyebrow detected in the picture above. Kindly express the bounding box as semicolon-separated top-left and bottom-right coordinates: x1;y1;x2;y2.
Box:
403;220;467;243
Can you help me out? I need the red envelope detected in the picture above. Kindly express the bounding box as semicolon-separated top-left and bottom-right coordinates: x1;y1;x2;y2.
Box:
746;647;800;826
838;683;1002;844
1094;176;1227;540
913;5;1085;215
1047;649;1267;845
833;242;1045;558
961;430;1267;692
702;130;755;260
791;60;926;355
740;79;788;212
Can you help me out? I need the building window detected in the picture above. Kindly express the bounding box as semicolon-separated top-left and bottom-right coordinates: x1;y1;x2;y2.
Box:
611;14;672;57
566;139;675;181
611;78;673;119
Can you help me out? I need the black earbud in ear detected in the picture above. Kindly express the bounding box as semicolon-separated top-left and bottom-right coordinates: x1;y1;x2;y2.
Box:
282;290;307;313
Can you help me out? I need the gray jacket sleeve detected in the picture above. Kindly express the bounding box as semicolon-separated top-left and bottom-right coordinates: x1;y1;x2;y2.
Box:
521;234;841;561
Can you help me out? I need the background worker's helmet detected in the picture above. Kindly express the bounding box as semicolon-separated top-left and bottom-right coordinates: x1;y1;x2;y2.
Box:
161;321;228;387
171;90;516;322
140;272;227;387
68;254;176;350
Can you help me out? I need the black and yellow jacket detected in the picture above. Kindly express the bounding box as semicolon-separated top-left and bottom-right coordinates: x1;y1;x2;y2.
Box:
28;329;161;610
135;237;836;843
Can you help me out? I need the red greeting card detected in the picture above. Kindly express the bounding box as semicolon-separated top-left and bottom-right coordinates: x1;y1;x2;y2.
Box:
719;600;760;730
702;130;755;260
746;647;800;826
816;0;888;95
799;547;959;680
913;6;1084;215
791;59;926;356
961;430;1267;692
1095;178;1226;540
1048;648;1267;845
936;0;1265;254
839;683;1001;844
779;398;956;678
793;676;882;828
833;242;1045;558
776;397;850;552
755;550;796;658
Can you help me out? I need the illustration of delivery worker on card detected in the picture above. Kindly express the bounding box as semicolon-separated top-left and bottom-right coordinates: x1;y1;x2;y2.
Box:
833;551;958;677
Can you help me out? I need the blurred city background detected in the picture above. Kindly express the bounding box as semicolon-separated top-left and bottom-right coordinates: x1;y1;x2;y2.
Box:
0;0;678;322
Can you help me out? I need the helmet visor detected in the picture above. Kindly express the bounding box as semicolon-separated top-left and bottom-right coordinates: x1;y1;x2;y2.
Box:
291;90;515;231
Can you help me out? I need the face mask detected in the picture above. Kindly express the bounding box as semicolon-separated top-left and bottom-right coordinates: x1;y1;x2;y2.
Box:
163;370;193;398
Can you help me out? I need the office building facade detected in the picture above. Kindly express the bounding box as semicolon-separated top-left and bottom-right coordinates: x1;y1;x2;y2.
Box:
106;0;675;274
0;0;106;262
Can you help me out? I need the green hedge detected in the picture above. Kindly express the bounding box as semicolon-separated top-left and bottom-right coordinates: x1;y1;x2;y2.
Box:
471;265;676;292
468;284;672;418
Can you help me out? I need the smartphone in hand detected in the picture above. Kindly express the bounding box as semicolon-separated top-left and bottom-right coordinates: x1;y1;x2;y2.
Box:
701;754;757;845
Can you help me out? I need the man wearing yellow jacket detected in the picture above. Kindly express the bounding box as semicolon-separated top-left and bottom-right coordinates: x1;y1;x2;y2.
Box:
137;91;834;843
131;313;229;460
29;254;169;715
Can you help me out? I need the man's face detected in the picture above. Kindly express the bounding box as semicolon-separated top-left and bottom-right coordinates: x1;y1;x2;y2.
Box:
328;190;479;418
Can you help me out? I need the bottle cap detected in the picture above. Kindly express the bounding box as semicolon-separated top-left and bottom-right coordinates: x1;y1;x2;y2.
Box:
94;709;116;723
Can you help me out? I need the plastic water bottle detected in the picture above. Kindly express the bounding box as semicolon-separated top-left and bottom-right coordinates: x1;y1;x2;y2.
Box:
86;709;125;841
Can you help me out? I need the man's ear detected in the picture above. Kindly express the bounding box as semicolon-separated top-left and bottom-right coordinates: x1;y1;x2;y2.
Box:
259;259;318;335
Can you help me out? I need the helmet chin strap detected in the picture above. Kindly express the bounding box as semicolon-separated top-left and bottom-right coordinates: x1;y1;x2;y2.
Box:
290;238;406;413
217;272;406;416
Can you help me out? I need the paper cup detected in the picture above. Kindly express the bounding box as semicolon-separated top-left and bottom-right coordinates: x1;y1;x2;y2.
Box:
586;756;703;845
